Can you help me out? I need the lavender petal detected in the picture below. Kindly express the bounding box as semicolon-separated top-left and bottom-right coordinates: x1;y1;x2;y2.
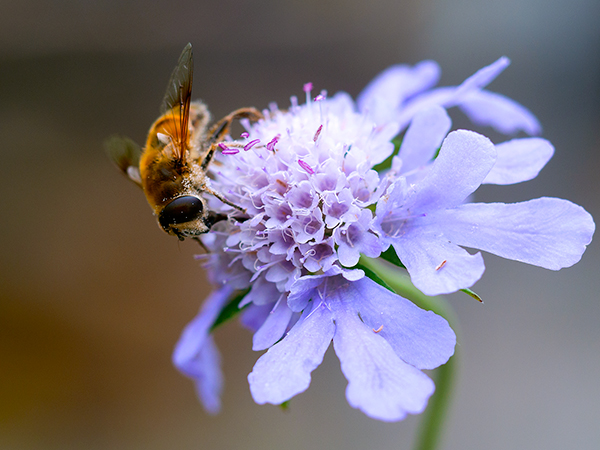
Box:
252;297;294;351
393;232;485;295
398;106;452;174
331;296;435;422
335;276;456;369
483;138;553;185
409;130;496;213
459;90;542;136
248;301;335;405
440;198;595;270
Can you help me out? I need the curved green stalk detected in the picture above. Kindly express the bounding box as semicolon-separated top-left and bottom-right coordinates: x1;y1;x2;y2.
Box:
412;348;457;450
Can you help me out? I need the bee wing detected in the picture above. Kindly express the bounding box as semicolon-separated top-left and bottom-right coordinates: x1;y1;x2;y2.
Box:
160;43;193;164
161;43;193;115
105;135;143;186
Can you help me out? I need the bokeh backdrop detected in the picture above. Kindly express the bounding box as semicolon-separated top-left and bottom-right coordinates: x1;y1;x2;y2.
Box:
1;1;599;449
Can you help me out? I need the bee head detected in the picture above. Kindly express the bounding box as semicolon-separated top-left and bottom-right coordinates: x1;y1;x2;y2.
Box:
158;195;225;240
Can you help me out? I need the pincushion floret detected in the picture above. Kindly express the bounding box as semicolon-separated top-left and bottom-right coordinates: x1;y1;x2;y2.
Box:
173;57;594;421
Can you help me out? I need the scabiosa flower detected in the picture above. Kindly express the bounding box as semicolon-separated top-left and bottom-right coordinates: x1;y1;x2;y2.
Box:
372;105;594;297
173;58;594;421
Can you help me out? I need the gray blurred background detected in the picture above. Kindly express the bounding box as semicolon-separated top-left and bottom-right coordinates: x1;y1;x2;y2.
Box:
1;1;599;449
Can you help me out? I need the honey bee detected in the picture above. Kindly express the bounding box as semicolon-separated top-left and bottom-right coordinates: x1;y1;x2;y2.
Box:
107;43;262;240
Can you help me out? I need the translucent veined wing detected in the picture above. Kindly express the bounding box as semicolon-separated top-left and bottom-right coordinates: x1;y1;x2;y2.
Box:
105;135;143;186
161;43;193;164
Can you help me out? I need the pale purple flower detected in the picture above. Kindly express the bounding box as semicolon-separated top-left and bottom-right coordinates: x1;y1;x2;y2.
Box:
172;287;229;414
173;58;594;421
357;56;541;135
250;273;454;421
373;120;594;296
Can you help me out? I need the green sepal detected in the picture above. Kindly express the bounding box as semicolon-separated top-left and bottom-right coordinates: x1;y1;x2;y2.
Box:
279;400;291;411
379;246;406;269
210;288;251;332
460;288;483;303
353;261;394;293
372;137;403;173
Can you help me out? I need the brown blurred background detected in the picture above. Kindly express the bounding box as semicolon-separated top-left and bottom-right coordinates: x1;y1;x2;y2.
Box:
1;1;599;449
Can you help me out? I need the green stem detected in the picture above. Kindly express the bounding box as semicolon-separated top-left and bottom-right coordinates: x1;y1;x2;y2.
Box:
360;258;459;450
412;348;457;450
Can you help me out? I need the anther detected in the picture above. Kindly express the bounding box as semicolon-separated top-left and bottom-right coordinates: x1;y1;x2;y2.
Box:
218;143;239;155
313;124;323;142
244;139;260;151
298;159;315;174
303;82;313;105
266;135;280;151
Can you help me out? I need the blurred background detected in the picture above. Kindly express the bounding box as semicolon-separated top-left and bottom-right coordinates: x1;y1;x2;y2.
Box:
1;0;599;449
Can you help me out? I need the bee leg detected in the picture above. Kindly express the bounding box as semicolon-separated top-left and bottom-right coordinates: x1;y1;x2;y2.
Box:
200;107;263;171
192;212;228;251
209;107;263;142
204;185;246;213
199;142;220;171
205;211;228;227
192;237;209;252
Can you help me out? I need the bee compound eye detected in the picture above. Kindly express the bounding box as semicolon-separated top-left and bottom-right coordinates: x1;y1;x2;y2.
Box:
159;196;204;229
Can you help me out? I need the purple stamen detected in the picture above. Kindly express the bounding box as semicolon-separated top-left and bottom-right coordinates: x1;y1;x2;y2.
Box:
313;124;323;142
303;82;313;105
218;143;240;155
314;94;325;102
240;132;250;138
244;139;260;151
266;135;280;151
298;159;315;174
